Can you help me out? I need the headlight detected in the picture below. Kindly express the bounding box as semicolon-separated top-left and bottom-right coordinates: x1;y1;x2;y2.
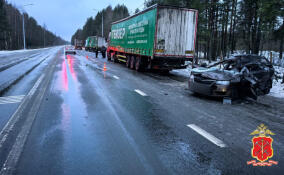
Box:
216;80;230;85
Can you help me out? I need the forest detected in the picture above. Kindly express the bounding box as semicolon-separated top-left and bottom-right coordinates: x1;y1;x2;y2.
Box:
71;4;130;46
0;0;66;50
72;0;283;61
145;0;283;61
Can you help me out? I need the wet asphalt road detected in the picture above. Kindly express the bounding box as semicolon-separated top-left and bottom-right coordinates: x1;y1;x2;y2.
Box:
0;47;283;175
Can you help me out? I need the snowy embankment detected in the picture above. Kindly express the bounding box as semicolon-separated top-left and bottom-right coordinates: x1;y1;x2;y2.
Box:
0;47;54;56
270;66;284;98
0;49;36;56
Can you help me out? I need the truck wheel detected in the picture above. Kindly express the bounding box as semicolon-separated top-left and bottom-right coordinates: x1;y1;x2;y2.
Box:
112;53;118;63
107;52;111;61
126;56;131;68
135;57;141;71
130;56;136;69
115;55;119;63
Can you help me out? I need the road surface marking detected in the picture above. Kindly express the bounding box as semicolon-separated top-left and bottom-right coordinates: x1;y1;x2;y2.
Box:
28;74;44;97
0;53;57;174
187;124;227;148
134;89;147;96
0;95;25;105
113;75;120;80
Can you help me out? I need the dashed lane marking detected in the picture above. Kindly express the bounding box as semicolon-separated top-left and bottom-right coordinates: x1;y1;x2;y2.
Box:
0;95;25;105
187;124;227;148
134;89;147;96
28;74;44;97
113;75;120;80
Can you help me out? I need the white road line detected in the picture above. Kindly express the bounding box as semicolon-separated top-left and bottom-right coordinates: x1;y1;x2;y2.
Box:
113;75;120;80
0;98;22;102
187;124;227;148
0;97;24;102
0;101;21;105
0;95;25;99
0;96;24;101
134;89;147;96
28;74;44;97
0;95;25;105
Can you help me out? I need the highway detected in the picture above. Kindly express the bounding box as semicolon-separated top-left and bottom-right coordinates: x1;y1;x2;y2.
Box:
0;47;283;175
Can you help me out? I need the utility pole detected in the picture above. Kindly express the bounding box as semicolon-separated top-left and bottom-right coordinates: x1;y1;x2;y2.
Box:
22;3;33;50
22;13;26;49
102;12;103;37
43;24;46;47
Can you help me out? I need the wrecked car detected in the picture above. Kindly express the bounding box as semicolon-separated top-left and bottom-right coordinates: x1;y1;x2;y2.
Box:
188;55;274;100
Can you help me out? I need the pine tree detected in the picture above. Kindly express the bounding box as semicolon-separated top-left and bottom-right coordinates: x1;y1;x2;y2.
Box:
0;0;10;50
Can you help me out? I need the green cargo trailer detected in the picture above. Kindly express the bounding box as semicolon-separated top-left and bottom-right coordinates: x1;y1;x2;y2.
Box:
107;4;198;71
85;36;107;57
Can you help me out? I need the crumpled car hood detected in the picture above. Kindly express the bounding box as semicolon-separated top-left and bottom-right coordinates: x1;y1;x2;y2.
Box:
192;67;238;81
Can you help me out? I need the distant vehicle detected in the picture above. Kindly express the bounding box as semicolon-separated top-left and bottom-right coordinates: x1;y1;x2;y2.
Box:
85;36;107;58
107;4;198;71
65;46;76;55
74;39;83;50
188;55;275;100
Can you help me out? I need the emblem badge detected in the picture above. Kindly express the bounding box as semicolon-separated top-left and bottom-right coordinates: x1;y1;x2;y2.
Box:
247;124;278;166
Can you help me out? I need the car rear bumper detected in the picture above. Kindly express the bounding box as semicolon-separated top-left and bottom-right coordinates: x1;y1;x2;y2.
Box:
65;51;76;55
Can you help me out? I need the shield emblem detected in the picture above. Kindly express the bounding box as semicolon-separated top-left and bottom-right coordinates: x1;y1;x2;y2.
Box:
252;136;273;162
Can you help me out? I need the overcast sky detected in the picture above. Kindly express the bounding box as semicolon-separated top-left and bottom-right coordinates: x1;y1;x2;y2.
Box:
7;0;145;41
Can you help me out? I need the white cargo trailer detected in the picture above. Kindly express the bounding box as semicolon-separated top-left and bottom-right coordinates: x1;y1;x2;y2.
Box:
108;4;198;71
155;7;198;57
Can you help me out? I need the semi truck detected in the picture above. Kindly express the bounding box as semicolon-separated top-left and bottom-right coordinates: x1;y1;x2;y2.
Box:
107;4;198;71
85;36;107;58
74;39;83;50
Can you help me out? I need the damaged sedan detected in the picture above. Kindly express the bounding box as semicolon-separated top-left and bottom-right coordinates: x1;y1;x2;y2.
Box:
188;55;274;100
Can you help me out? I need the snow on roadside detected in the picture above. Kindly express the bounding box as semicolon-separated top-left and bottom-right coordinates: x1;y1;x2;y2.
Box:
269;66;284;98
0;49;37;56
171;68;191;77
0;47;54;56
270;80;284;98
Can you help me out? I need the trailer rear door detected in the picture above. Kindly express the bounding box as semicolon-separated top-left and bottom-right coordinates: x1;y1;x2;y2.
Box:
98;37;106;47
155;7;198;58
